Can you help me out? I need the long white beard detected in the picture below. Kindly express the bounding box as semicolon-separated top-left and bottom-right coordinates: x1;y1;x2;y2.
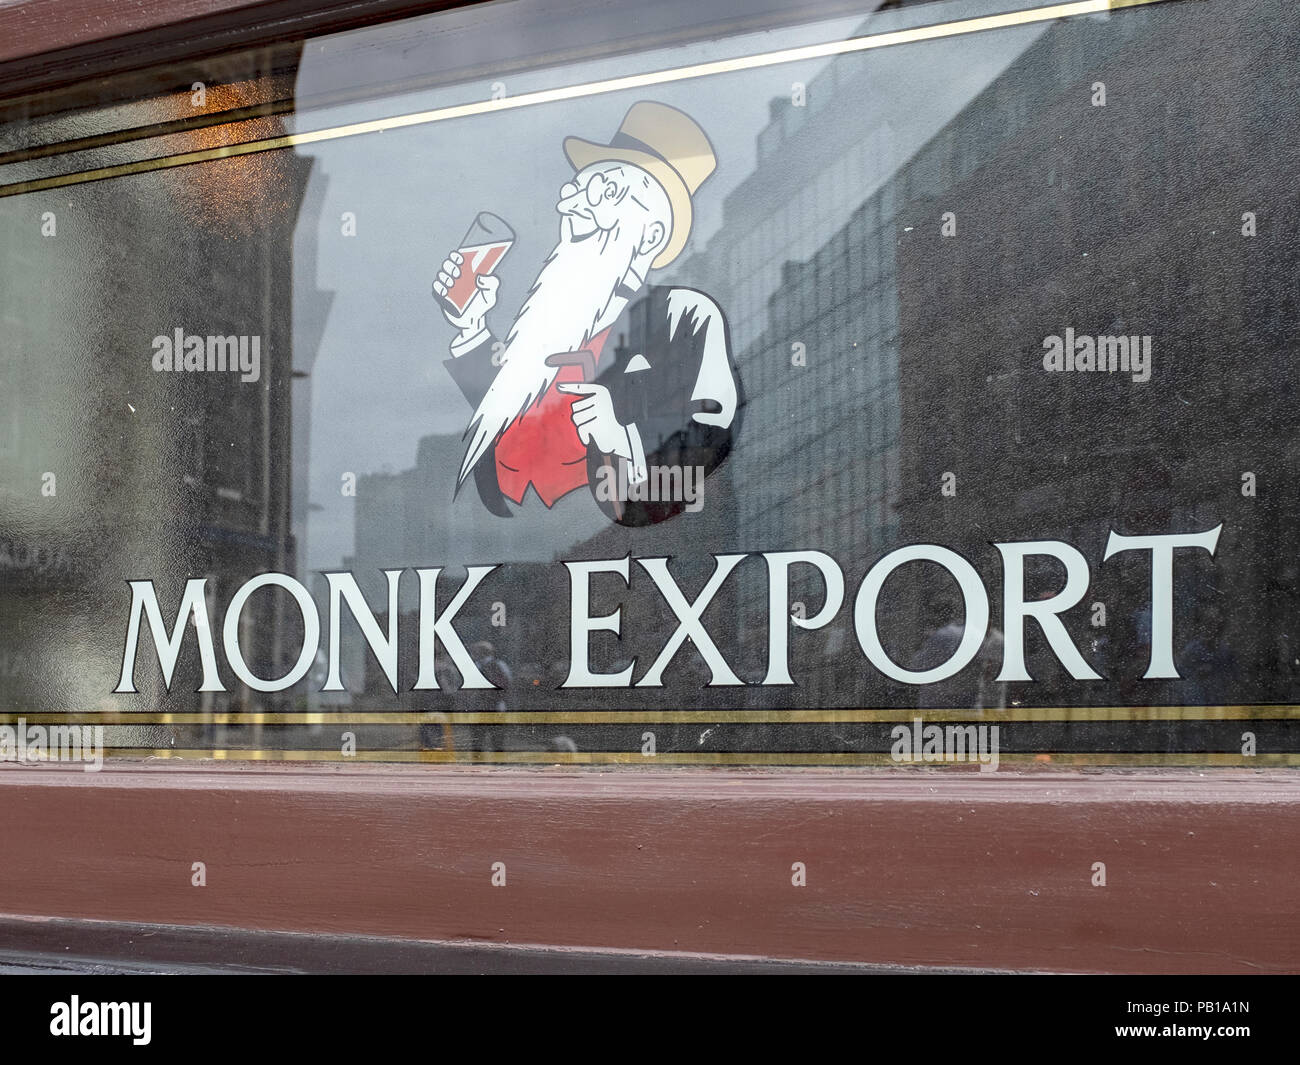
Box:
458;222;639;486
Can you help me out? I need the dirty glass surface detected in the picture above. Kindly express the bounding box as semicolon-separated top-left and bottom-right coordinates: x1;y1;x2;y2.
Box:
1;0;1297;767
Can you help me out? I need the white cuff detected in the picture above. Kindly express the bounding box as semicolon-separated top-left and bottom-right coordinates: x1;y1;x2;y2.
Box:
625;422;648;484
450;326;489;358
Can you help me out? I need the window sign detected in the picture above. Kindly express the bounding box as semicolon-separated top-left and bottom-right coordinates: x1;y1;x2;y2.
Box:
1;0;1297;767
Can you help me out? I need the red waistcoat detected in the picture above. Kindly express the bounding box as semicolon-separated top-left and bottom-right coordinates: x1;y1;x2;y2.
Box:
493;327;614;507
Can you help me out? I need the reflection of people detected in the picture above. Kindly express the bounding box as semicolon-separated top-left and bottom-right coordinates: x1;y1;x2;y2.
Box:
1180;605;1238;707
433;101;741;526
465;641;511;754
416;650;458;751
471;641;512;707
912;595;1005;712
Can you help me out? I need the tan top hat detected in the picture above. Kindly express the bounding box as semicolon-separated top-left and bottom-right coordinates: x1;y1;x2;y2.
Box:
564;101;717;270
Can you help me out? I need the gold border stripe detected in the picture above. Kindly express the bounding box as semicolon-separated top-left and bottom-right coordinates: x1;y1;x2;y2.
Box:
0;0;1178;199
4;704;1298;725
0;98;295;167
99;749;1300;766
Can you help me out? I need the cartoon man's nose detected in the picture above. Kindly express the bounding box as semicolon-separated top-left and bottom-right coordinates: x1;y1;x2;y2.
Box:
557;182;587;212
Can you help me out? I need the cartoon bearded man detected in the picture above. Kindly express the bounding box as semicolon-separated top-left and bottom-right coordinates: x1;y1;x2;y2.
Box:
433;101;742;526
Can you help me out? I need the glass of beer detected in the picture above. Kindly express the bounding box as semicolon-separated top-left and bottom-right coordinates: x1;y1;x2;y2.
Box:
441;212;515;315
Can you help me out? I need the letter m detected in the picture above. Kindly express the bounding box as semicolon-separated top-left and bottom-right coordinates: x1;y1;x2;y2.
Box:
115;579;223;693
945;724;978;761
651;466;682;502
1097;335;1128;372
49;725;82;762
102;1003;130;1037
206;335;238;372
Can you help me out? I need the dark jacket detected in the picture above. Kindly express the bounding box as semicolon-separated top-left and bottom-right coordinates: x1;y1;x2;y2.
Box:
445;284;743;526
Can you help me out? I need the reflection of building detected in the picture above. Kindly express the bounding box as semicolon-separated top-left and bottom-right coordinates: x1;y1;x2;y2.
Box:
559;13;1036;707
171;135;326;714
0;59;329;721
354;433;461;579
687;86;902;566
351;430;546;594
561;0;1300;710
291;170;335;602
658;37;908;705
888;3;1300;702
345;431;556;696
